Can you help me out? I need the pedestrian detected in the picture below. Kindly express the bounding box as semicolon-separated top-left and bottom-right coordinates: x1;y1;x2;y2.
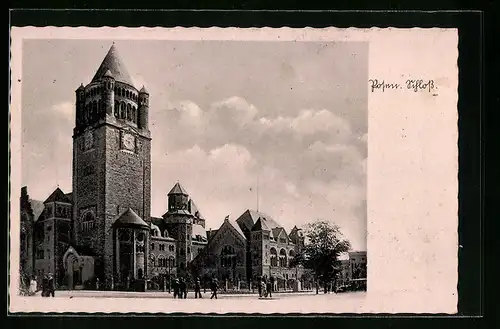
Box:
96;278;100;291
173;278;180;298
29;275;37;296
266;279;272;298
47;273;55;297
179;277;187;299
257;276;262;297
194;277;202;299
210;278;218;299
261;278;267;298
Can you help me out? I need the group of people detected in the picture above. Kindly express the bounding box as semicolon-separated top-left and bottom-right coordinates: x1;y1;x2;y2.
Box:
258;276;274;298
171;277;220;299
23;274;55;297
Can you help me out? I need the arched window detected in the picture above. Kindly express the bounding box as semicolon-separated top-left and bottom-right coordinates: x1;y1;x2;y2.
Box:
120;102;126;119
132;107;137;123
288;250;295;267
150;254;156;267
126;103;131;120
163;230;169;238
169;256;175;268
220;245;236;268
114;101;119;117
279;249;287;267
270;248;278;267
81;211;95;233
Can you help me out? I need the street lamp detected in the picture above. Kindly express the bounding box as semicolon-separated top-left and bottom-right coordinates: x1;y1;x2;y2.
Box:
168;257;172;293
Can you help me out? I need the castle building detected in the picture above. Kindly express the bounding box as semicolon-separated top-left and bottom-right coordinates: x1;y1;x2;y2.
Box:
190;209;306;290
19;44;304;291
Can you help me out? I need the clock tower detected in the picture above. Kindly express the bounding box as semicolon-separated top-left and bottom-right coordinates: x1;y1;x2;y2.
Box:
72;44;151;288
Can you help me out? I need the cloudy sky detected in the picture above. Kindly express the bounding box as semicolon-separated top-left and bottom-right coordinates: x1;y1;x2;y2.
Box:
21;39;367;250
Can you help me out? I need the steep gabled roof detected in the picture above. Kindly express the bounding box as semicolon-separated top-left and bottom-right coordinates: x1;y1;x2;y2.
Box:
91;44;134;86
236;209;283;233
252;217;270;231
168;182;189;195
272;227;284;239
113;208;149;229
207;229;218;241
228;220;246;240
189;200;205;219
44;187;72;204
29;199;45;222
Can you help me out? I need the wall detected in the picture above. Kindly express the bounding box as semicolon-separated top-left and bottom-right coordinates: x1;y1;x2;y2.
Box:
148;236;177;278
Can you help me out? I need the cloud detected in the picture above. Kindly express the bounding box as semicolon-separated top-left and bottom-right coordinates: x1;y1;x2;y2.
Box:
53;101;74;118
149;95;366;249
260;109;352;137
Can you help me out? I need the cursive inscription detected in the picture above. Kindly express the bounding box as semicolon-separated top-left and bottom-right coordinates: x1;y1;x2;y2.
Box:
405;79;435;93
368;79;401;92
369;79;437;94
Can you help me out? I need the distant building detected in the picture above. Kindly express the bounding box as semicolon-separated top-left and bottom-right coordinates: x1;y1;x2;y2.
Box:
349;251;367;280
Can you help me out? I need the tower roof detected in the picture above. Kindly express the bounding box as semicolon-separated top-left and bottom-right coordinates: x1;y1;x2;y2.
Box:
113;208;149;229
168;182;189;195
103;69;114;78
91;44;134;86
140;85;149;94
44;187;72;204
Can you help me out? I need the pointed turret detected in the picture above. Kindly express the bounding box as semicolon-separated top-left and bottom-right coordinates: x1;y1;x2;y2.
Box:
168;182;189;195
138;85;149;130
91;44;134;86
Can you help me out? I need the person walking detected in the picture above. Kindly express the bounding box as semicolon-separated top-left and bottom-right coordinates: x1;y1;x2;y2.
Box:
173;278;180;298
261;278;268;298
266;278;272;298
47;273;55;297
210;278;218;299
179;277;187;299
257;276;262;297
29;275;38;296
194;277;202;299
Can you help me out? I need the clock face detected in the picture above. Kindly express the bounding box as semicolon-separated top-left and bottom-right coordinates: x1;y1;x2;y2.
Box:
84;131;93;150
123;133;135;151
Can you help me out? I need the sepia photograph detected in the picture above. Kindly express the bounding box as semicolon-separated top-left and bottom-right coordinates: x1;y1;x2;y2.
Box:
10;27;458;314
18;38;367;300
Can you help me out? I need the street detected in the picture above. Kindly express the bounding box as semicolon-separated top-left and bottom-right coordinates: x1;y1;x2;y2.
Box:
18;290;369;313
33;289;366;300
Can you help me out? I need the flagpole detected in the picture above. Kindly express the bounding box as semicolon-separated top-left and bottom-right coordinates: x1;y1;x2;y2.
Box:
256;175;259;212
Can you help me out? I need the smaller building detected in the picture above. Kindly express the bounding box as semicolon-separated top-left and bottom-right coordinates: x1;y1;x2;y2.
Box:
148;222;177;285
349;251;367;280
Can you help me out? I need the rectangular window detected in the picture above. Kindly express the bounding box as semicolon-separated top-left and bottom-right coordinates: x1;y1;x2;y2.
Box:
151;243;155;250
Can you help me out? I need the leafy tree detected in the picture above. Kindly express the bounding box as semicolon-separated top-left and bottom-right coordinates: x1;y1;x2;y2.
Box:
290;220;351;293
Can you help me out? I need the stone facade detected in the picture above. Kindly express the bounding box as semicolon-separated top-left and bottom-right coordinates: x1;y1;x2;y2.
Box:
31;188;73;288
190;210;305;289
72;45;152;288
348;251;367;280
